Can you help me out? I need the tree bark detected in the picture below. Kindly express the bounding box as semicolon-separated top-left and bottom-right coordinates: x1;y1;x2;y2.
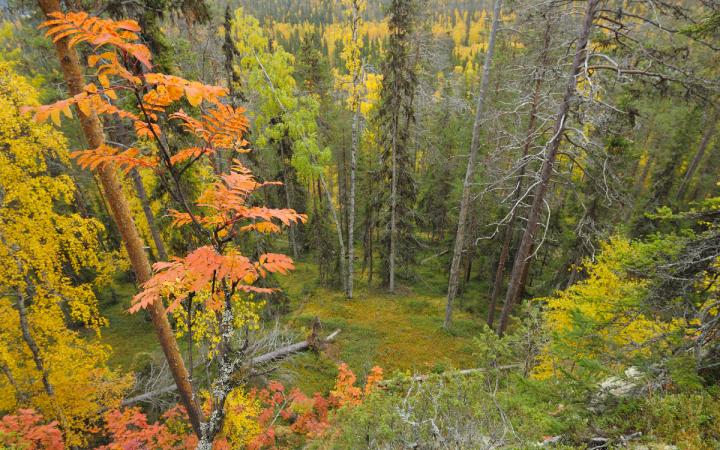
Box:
36;0;203;436
675;108;719;201
444;0;503;328
320;174;348;293
487;17;551;328
348;104;360;298
129;168;168;260
347;2;362;299
497;0;600;336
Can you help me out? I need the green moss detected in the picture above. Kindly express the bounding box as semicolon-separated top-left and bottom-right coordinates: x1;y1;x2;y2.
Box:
100;256;488;393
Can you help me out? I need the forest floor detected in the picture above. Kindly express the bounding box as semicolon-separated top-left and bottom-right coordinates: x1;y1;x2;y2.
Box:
100;249;492;394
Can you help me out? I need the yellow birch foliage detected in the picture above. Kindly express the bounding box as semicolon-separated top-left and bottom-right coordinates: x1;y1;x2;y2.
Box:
0;61;131;446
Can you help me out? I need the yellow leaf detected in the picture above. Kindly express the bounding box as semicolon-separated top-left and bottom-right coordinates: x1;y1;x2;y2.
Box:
185;85;202;106
62;103;73;119
78;98;91;117
50;108;61;126
88;54;100;67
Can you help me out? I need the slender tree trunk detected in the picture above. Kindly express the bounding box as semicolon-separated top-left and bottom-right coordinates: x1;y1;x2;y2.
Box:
497;0;599;336
675;108;719;201
37;0;203;436
1;363;27;405
129;168;168;260
487;18;551;327
444;0;503;328
348;103;360;298
319;174;348;293
346;2;362;298
16;289;58;410
280;137;301;260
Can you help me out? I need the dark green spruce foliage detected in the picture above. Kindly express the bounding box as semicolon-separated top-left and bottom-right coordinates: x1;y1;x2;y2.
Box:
375;0;420;285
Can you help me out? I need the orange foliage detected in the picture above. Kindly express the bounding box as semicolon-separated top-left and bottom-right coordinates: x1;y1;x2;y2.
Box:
70;144;158;173
41;11;151;67
0;409;64;450
97;406;198;450
130;245;292;313
248;364;384;448
1;364;383;449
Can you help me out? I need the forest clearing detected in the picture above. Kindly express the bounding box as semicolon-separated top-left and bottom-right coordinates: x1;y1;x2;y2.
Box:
1;0;719;448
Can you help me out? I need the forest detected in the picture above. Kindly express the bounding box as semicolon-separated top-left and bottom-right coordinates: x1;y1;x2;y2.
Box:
0;0;719;448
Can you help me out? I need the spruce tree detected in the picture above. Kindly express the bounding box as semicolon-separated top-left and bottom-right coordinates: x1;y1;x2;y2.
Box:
375;0;419;290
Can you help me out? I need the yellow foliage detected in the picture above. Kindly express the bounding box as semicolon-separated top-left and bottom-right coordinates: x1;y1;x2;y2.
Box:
222;388;262;446
534;238;680;380
0;61;131;446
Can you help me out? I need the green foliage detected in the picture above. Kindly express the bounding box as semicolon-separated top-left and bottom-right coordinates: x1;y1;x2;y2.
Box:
231;8;331;179
374;0;421;284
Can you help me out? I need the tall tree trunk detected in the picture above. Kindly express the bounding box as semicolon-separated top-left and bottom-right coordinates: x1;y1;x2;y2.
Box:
280;137;301;260
346;1;362;298
444;0;503;328
348;102;360;298
15;287;65;425
497;0;600;336
37;0;203;436
487;17;551;327
675;108;719;201
129;168;168;260
320;174;348;293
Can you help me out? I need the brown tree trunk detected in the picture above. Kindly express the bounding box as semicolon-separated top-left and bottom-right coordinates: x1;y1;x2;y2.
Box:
36;0;203;436
444;0;503;328
497;0;600;336
487;19;551;327
675;108;719;201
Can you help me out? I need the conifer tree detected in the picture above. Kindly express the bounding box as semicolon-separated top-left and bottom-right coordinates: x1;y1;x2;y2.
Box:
376;0;420;291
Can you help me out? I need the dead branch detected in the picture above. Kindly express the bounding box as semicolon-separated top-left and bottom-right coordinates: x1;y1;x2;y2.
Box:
121;328;341;406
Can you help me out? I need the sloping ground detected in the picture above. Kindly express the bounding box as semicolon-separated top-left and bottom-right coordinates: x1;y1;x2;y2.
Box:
279;261;486;393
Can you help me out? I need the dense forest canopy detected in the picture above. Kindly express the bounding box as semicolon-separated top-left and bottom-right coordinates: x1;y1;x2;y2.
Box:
0;0;719;448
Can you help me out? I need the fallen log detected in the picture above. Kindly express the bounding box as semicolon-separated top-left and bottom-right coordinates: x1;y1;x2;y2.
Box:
122;328;341;406
378;364;521;387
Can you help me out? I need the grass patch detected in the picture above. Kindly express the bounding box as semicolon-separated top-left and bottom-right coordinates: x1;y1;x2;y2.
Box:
98;250;491;394
98;279;159;370
279;258;486;393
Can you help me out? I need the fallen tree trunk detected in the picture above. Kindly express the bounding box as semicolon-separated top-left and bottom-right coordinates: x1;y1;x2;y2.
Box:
379;364;521;387
122;329;341;406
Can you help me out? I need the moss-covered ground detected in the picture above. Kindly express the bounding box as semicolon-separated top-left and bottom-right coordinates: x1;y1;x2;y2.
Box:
99;248;492;394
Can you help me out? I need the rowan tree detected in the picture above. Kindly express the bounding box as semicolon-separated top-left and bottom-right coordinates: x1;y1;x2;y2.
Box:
29;9;305;446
